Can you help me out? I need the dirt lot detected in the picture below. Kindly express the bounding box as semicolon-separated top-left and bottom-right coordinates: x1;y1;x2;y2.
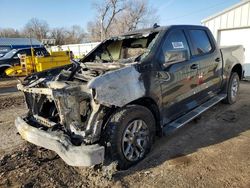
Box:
0;80;250;188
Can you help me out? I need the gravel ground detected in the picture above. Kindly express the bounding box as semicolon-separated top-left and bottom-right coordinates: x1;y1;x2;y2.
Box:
0;81;249;187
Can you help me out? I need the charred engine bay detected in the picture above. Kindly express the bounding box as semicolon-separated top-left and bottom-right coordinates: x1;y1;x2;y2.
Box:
19;61;127;145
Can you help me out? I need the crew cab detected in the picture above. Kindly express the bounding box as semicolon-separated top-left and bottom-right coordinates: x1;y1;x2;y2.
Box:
15;25;244;169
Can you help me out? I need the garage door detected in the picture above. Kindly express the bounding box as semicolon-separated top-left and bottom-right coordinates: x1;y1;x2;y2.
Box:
219;28;250;78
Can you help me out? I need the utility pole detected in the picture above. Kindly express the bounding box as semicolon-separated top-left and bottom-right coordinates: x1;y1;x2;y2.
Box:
100;17;103;41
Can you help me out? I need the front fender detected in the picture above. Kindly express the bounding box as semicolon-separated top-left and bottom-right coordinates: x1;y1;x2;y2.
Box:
87;66;145;107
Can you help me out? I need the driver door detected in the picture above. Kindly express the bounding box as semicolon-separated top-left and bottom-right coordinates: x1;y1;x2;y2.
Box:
157;29;199;124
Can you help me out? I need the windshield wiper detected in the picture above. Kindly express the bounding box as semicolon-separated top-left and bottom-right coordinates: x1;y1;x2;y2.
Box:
67;59;81;81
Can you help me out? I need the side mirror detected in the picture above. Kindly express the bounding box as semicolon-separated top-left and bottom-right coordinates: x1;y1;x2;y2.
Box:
163;50;189;67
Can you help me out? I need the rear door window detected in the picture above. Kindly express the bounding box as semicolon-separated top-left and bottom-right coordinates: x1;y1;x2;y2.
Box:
189;30;212;56
18;49;31;56
25;49;32;56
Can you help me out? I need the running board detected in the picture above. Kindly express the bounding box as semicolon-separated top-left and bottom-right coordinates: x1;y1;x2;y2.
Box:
163;94;226;135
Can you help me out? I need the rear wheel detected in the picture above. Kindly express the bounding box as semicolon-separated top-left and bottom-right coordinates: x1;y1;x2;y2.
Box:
223;72;240;104
104;105;155;169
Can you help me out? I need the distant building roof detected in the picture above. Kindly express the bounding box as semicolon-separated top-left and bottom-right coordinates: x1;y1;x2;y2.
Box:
202;0;250;23
0;38;42;46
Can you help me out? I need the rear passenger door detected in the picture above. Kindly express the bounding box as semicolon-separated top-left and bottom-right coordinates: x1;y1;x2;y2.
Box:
185;28;223;104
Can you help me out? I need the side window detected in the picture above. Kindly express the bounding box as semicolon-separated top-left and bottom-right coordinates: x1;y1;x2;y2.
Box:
13;50;24;59
19;50;31;56
18;50;24;55
35;48;49;56
35;49;42;56
25;50;32;56
12;53;18;59
161;30;190;64
189;30;212;55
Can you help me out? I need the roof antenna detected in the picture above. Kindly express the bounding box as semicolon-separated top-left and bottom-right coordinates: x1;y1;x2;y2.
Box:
153;23;160;29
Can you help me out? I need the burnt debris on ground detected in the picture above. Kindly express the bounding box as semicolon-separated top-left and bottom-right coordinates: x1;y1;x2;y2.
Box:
0;82;249;187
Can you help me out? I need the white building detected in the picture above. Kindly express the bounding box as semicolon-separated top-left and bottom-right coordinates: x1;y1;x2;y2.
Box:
50;42;100;59
202;0;250;79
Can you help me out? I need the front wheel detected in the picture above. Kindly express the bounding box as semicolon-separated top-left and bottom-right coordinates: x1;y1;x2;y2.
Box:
104;105;156;170
223;72;240;104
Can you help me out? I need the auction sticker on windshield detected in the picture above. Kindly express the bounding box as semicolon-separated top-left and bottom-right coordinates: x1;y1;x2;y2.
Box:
172;42;184;49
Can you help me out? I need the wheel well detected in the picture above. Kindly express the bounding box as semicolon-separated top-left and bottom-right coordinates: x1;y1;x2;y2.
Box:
231;64;243;79
129;97;161;135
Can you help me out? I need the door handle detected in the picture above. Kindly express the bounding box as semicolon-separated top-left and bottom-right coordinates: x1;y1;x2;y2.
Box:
190;64;199;69
215;57;221;62
156;72;170;81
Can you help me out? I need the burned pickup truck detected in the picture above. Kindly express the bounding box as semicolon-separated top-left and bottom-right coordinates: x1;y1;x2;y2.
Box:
15;25;244;169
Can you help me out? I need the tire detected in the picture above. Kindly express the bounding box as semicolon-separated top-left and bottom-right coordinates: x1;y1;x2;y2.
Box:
223;72;240;104
103;105;156;170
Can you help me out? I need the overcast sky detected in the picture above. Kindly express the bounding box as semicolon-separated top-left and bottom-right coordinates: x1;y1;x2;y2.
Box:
0;0;240;29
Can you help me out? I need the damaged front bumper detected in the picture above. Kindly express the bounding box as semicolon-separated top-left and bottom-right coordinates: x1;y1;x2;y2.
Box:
15;116;105;167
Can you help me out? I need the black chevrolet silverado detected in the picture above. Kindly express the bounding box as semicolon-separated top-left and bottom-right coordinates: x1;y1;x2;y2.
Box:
15;25;244;169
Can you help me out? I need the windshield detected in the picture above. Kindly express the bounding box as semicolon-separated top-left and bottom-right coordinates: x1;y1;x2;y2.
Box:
2;49;17;59
82;32;159;64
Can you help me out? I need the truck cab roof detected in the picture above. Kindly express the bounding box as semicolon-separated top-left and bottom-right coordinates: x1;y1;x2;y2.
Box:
121;25;209;36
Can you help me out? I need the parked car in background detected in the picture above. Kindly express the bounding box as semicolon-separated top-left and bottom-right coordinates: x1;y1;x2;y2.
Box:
0;47;49;77
0;38;43;58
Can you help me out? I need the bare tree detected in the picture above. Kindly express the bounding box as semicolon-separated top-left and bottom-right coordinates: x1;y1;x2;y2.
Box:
64;25;86;44
88;0;126;41
86;21;102;42
87;0;158;41
50;27;66;45
50;26;86;45
101;0;125;39
124;0;157;31
23;18;49;40
0;18;87;45
0;28;22;37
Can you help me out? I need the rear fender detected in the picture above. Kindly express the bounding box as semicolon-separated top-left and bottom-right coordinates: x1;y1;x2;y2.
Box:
220;45;244;93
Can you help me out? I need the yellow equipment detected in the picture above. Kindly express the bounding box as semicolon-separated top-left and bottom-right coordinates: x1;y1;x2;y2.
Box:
5;49;71;77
